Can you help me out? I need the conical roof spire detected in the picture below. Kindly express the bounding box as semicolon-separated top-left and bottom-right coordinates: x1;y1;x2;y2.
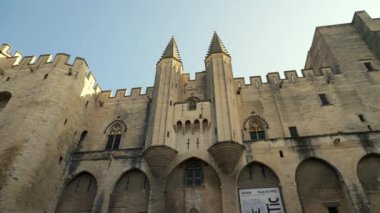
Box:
206;32;230;58
159;37;181;62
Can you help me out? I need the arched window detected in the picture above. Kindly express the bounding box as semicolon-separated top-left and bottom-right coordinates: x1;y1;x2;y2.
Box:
193;120;200;133
202;119;208;131
244;115;267;141
184;162;203;186
186;96;200;110
0;91;11;111
176;121;183;133
105;121;126;151
185;120;191;134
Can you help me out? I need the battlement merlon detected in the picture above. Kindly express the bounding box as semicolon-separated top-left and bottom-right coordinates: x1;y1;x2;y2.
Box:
0;44;22;69
182;71;206;82
0;44;22;59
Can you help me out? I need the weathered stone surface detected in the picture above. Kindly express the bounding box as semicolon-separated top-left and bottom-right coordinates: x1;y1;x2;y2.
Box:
0;10;380;213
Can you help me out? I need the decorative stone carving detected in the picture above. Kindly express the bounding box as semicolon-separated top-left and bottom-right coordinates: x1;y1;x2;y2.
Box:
208;141;245;174
143;145;178;177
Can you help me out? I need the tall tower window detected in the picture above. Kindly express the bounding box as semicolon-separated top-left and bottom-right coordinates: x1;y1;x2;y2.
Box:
105;120;127;151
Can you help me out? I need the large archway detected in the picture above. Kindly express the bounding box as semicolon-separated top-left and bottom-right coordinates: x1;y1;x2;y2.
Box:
296;158;353;213
55;172;97;213
237;162;284;212
357;154;380;212
109;169;150;213
165;158;222;213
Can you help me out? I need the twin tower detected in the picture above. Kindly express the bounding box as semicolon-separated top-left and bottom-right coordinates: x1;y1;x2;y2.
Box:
144;32;245;176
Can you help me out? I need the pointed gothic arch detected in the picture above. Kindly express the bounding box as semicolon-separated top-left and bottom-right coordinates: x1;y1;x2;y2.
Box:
109;169;150;213
237;161;280;189
104;119;127;151
296;158;353;213
357;153;380;212
55;172;97;213
237;162;284;212
165;157;222;213
243;114;268;141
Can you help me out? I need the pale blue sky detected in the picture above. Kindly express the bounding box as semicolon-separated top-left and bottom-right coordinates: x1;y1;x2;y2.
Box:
1;1;380;91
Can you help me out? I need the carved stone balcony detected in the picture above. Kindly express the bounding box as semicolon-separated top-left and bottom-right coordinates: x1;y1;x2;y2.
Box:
143;145;178;177
208;141;245;174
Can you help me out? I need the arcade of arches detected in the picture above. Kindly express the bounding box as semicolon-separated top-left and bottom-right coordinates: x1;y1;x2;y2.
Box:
55;155;380;212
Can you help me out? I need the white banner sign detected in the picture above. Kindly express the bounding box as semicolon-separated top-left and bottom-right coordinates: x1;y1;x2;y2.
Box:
239;187;284;213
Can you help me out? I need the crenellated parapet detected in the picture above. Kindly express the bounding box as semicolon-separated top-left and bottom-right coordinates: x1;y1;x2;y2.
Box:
233;67;339;92
9;53;89;76
0;52;89;80
182;71;206;82
96;87;154;106
0;45;103;99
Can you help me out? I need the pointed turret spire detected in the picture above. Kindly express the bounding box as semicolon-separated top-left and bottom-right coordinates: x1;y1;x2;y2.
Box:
206;32;230;58
159;36;181;63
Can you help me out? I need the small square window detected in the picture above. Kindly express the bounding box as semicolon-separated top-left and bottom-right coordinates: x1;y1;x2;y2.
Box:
319;94;330;106
358;114;366;122
364;62;376;72
289;126;299;138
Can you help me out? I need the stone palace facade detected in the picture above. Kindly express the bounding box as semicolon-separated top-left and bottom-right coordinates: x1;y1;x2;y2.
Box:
0;11;380;213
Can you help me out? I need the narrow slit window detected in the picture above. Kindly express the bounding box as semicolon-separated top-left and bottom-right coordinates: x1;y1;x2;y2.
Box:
319;94;330;106
289;126;299;138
